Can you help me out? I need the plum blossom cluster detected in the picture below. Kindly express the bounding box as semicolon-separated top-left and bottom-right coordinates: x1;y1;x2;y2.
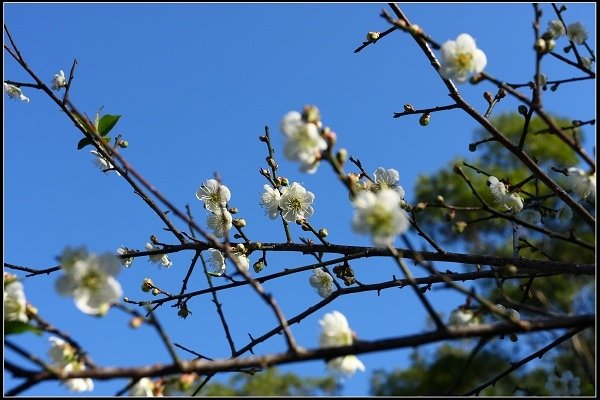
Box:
4;82;30;102
319;311;365;376
196;179;233;237
545;20;592;68
280;105;328;173
439;33;487;83
48;336;94;392
487;176;524;212
260;182;315;223
4;273;28;324
205;244;250;277
55;247;123;316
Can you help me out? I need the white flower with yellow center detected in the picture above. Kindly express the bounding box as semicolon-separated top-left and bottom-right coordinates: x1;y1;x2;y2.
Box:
145;243;172;268
48;336;94;392
55;251;123;316
279;182;315;222
439;33;487;83
567;22;588;45
4;274;28;323
196;179;231;213
51;70;67;90
4;82;30;102
260;184;281;219
309;268;334;298
352;189;409;247
207;209;233;237
280;111;327;174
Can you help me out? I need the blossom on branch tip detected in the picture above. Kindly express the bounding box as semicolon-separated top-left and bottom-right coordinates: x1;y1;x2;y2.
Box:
439;33;487;83
567;22;588;45
4;82;30;102
279;182;315;222
207;209;233;237
51;70;67;90
260;184;281;219
4;273;28;323
352;189;409;247
48;336;94;392
280;110;327;174
196;179;231;213
145;243;172;268
487;176;524;212
55;250;123;316
309;268;334;298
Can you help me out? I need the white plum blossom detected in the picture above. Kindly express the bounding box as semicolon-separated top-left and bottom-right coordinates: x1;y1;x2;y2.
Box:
90;150;121;176
327;355;365;376
128;377;155;396
230;245;250;273
4;82;30;102
547;20;566;38
116;246;134;268
492;304;520;323
51;70;67;90
487;176;524;211
448;308;479;327
546;370;581;396
565;167;595;199
145;243;172;268
309;268;334;298
48;336;94;392
279;182;315;222
319;311;364;377
352;189;409;247
374;167;406;199
55;250;123;316
207;209;233;237
567;22;588;45
260;184;281;219
439;33;487;82
4;274;28;323
280;111;327;173
206;248;226;276
196;179;231;213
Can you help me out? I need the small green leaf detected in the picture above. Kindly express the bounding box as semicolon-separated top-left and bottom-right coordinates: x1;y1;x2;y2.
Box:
77;137;94;150
98;114;121;136
4;320;43;336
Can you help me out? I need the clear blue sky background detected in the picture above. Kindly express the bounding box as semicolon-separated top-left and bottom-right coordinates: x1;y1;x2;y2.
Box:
4;3;595;396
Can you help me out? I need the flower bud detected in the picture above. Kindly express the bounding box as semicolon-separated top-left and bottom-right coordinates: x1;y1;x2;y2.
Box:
233;218;246;228
452;221;468;234
129;316;144;329
177;305;191;319
228;207;238;214
318;228;328;238
366;31;380;41
483;91;493;104
495;88;506;100
118;140;128;148
469;73;484;84
415;202;427;211
258;135;268;142
235;243;246;253
502;264;518;276
534;38;547;53
518;105;528;115
336;148;348;165
408;24;421;35
266;157;278;169
445;209;456;221
141;278;154;292
151;288;160;296
403;104;415;113
253;260;265;273
509;333;519;342
468;143;477;152
280;177;289;186
419;113;430;126
436;195;445;204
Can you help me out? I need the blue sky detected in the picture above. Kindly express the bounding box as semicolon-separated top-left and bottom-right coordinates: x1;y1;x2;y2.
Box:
4;3;595;396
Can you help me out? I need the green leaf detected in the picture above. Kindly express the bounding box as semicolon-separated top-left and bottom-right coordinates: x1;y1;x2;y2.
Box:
97;114;121;136
4;320;43;336
77;137;94;150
